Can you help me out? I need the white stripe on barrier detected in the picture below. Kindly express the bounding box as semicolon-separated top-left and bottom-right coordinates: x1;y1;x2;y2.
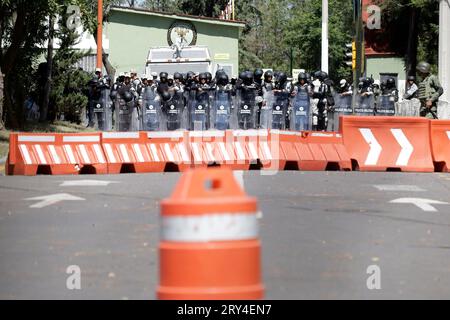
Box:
161;213;258;242
48;145;61;164
177;143;190;163
234;142;246;161
219;142;231;161
189;130;225;138
270;129;298;136
148;131;184;139
104;144;117;163
311;132;335;138
34;145;47;164
446;131;450;140
119;144;131;163
261;141;272;160
18;136;55;143
191;142;202;162
163;143;175;162
78;145;91;164
248;142;259;159
133;144;145;163
233;129;268;137
149;144;160;162
19;145;33;165
206;143;216;162
64;145;77;164
93;144;106;164
103;132;140;139
63;136;100;143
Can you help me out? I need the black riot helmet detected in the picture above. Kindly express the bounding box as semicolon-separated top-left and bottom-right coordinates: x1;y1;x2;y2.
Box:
313;70;322;81
298;72;307;83
254;68;263;80
407;75;415;82
215;69;226;79
243;71;254;86
277;72;287;85
217;73;229;86
173;72;182;81
205;72;212;83
123;91;133;102
264;70;273;82
305;72;311;83
159;72;168;83
239;71;247;81
386;77;396;88
199;72;208;82
187;71;195;80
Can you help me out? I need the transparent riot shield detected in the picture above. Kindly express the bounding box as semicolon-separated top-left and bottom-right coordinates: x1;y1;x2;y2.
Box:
211;89;232;130
93;87;112;131
260;91;273;129
290;89;311;131
165;91;185;131
376;94;396;116
271;92;289;130
327;94;352;131
142;87;164;131
189;90;210;131
354;94;375;116
115;92;138;132
235;87;257;130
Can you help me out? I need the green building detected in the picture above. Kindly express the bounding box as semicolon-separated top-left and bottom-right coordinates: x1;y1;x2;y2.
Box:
103;6;245;78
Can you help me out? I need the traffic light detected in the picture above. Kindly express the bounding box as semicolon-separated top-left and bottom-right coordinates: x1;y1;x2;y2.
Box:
345;42;356;69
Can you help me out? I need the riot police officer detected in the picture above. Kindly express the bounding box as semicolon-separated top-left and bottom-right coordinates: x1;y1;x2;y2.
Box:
235;71;258;129
189;72;212;130
212;73;234;130
311;71;331;130
290;72;312;131
355;77;375;116
404;75;418;100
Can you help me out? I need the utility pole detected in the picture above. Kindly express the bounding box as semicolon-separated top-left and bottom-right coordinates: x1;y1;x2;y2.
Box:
439;0;450;104
321;0;329;73
96;0;103;70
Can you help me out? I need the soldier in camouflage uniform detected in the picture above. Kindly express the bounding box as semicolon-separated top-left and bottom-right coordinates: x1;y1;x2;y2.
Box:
416;61;444;119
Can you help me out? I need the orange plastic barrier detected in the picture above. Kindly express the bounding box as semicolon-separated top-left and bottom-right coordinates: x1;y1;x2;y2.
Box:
276;130;351;171
147;131;192;172
341;116;434;172
7;132;107;175
157;167;264;300
102;131;168;174
430;120;450;172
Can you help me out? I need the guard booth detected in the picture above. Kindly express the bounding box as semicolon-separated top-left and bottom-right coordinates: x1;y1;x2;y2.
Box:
145;46;212;75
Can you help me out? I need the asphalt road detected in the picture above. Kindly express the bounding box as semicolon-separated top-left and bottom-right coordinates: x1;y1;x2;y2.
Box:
1;171;450;299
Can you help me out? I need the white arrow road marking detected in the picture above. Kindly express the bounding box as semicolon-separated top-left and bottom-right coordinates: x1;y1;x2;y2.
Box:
390;129;414;166
60;180;119;187
390;198;449;212
25;193;85;209
233;171;245;189
359;128;382;165
374;185;426;192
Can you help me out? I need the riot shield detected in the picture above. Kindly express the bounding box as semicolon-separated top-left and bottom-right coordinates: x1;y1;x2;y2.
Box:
165;91;185;131
354;94;375;116
290;89;311;131
235;87;257;130
271;92;289;130
189;90;210;131
327;94;352;131
115;92;138;132
211;89;232;130
259;91;273;129
92;87;112;131
376;94;396;116
142;87;164;131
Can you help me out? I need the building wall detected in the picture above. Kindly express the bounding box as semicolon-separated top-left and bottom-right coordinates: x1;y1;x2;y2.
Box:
366;56;406;82
106;10;240;77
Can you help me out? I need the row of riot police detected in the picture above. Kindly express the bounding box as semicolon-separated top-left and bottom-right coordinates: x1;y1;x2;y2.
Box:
86;69;406;132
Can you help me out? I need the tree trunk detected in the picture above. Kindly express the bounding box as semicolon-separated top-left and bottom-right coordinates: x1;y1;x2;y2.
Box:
40;15;55;122
93;27;116;79
0;70;4;130
405;7;419;78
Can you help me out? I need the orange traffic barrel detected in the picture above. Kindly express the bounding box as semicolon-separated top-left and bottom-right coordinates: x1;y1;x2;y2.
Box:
157;167;264;300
